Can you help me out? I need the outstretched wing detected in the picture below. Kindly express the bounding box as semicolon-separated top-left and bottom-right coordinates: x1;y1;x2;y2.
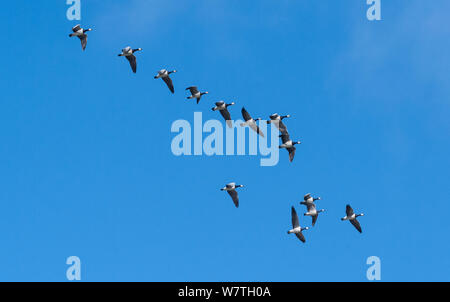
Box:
295;232;306;243
78;34;87;51
250;123;265;137
126;54;137;73
278;120;288;134
227;190;239;208
346;204;354;217
162;76;174;93
280;132;291;144
241;107;252;121
350;219;362;233
186;86;199;95
219;109;232;128
312;214;318;226
287;146;296;162
291;206;299;229
72;24;81;32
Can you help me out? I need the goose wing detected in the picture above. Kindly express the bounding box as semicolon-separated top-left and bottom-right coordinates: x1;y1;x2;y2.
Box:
291;206;299;229
350;218;362;233
72;24;81;32
346;204;354;217
162;76;174;93
306;203;316;212
241;107;252;121
126;54;137;73
295;232;306;243
227;189;239;208
311;214;318;227
249;123;265;137
280;132;291;144
78;34;87;51
219;108;232;128
278;120;288;134
186;86;199;95
287;147;296;162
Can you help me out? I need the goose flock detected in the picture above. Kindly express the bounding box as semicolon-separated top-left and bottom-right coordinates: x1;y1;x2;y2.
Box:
69;24;365;244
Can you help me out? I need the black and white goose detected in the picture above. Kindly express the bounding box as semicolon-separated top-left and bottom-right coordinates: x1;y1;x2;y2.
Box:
220;182;243;208
69;24;92;51
341;204;364;233
300;193;321;206
240;107;264;137
287;206;309;243
267;113;290;134
304;203;325;227
118;46;142;73
154;69;177;93
279;131;300;162
212;101;235;128
186;86;208;104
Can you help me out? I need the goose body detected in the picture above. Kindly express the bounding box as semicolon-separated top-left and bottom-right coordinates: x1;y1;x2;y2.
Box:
341;204;364;233
154;69;177;93
287;206;309;243
186;86;208;104
240;107;264;137
220;182;243;208
118;46;142;73
212;101;234;128
304;203;325;226
300;193;321;206
267;113;290;134
69;24;92;51
279;131;300;162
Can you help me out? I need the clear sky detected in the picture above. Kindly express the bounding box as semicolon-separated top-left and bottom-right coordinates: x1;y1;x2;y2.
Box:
0;0;449;281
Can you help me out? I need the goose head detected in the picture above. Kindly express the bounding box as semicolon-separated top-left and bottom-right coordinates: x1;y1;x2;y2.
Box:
302;227;309;231
293;141;301;145
236;184;244;188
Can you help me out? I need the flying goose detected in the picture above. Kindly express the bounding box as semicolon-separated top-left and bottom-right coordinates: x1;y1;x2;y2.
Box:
220;182;243;208
186;86;208;104
279;131;300;162
267;113;290;134
240;107;264;137
341;204;364;233
118;46;142;73
304;203;325;227
212;101;235;128
69;24;92;51
287;206;309;243
300;193;321;206
154;69;177;93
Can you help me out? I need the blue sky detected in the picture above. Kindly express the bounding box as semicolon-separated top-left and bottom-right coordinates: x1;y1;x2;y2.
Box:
0;0;449;281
